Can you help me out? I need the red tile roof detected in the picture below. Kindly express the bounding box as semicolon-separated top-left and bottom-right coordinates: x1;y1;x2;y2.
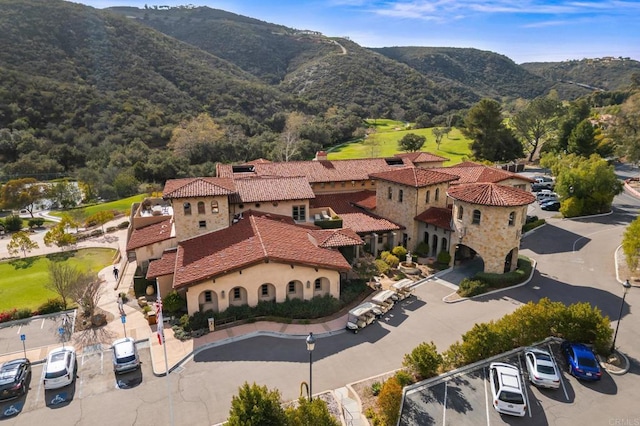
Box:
415;207;453;230
173;213;352;288
309;228;363;248
163;177;236;199
395;151;449;164
146;249;177;279
447;183;536;206
126;219;174;251
230;176;315;203
311;191;403;234
432;162;533;185
370;167;459;188
216;157;413;183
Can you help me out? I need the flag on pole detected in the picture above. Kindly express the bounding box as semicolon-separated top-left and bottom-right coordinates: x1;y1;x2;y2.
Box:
155;298;164;345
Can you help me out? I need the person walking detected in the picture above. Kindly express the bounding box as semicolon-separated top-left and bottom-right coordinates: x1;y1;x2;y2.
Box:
113;266;119;281
117;294;125;316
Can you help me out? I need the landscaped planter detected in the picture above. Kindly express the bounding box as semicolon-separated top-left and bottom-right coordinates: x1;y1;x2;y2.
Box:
398;262;420;275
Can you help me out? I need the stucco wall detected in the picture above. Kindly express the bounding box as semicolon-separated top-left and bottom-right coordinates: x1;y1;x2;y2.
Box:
310;179;377;194
231;199;309;223
183;262;341;315
134;238;176;266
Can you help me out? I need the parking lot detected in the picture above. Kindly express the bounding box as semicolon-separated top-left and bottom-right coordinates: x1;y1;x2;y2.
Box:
0;312;76;356
0;341;153;420
399;340;630;425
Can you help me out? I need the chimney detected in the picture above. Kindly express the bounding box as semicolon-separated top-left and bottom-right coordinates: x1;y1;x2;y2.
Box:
315;151;328;161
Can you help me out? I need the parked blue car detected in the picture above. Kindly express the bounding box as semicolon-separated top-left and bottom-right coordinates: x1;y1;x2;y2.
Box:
561;341;602;381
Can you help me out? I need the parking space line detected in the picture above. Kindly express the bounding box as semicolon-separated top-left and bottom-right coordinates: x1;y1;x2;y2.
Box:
484;368;491;426
517;353;533;418
546;343;570;401
17;324;22;334
442;380;447;426
40;318;45;329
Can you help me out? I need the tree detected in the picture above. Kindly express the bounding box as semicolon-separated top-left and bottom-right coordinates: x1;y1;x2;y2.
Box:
87;210;115;234
403;341;443;380
541;153;622;216
432;127;445;150
62;209;87;232
376;376;402;426
567;119;598;157
273;112;307;162
285;397;340;426
6;231;39;257
608;92;640;164
544;99;591;154
44;223;77;250
622;217;640;274
511;96;563;161
70;277;103;318
362;130;381;157
0;178;44;218
351;254;379;281
46;263;92;310
168;113;225;164
398;133;426;152
462;99;524;162
46;180;82;209
227;382;287;426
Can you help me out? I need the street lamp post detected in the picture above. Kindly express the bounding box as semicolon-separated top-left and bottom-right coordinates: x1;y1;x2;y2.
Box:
306;332;316;401
610;280;632;353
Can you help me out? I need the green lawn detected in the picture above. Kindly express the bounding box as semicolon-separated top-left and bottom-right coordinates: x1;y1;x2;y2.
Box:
49;194;146;219
328;127;472;165
0;248;116;312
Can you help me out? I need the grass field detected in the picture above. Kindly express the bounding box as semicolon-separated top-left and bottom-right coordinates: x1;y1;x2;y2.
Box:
0;248;116;312
49;194;146;219
328;125;472;165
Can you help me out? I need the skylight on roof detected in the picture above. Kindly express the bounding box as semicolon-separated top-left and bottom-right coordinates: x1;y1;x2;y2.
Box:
385;158;404;166
232;165;255;173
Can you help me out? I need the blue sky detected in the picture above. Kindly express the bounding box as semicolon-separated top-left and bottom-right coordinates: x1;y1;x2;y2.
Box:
75;0;640;63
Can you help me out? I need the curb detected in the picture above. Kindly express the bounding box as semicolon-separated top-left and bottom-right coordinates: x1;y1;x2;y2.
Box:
441;258;537;303
601;350;631;375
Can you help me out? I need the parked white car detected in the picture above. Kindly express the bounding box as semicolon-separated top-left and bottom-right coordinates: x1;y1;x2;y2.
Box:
43;347;77;390
524;347;560;389
112;338;140;374
488;362;527;417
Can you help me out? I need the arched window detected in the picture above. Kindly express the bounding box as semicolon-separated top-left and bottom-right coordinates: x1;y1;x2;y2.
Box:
425;190;430;203
508;211;516;226
472;209;481;224
211;201;219;213
435;188;440;201
314;278;322;290
197;201;205;214
457;206;464;220
399;189;404;202
183;202;191;215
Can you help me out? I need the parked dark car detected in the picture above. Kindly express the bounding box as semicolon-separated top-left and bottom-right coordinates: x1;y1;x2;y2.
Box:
541;200;561;211
0;358;31;400
531;182;550;192
561;342;602;381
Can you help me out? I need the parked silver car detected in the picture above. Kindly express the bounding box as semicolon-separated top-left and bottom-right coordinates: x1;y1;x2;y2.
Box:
524;347;560;389
112;338;140;374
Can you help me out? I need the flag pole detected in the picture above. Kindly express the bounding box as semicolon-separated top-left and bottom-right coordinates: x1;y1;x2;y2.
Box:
156;280;175;426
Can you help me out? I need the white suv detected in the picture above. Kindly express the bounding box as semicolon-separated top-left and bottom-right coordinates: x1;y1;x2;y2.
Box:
489;362;527;417
112;338;140;374
43;347;77;390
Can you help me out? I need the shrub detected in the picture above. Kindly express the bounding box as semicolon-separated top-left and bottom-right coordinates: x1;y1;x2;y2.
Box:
379;251;391;263
90;229;103;237
458;278;488;297
37;298;66;314
522;218;545;232
403;341;443;380
3;215;23;232
142;305;151;314
371;381;382;396
560;197;583;218
377;376;403;426
28;217;45;228
414;241;429;257
106;226;117;233
0;309;17;323
475;257;532;289
374;259;391;275
436;250;451;268
163;291;186;315
391;245;407;259
117;221;130;229
13;308;33;320
385;254;400;268
394;370;415;387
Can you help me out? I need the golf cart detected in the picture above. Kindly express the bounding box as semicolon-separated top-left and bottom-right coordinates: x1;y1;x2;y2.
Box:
371;289;396;314
391;278;414;301
346;302;381;333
